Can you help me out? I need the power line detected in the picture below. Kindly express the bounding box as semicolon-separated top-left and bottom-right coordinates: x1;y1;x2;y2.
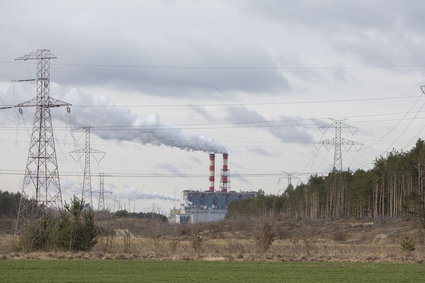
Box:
383;95;425;151
0;169;328;178
3;60;425;70
368;96;423;148
0;95;418;109
0;136;413;149
1;114;425;132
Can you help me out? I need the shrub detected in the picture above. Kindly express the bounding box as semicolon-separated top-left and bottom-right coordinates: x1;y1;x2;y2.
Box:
332;230;348;242
400;235;416;252
170;236;179;252
18;196;99;252
19;212;57;252
122;229;132;253
191;231;203;254
253;216;276;254
98;228;114;253
60;197;99;251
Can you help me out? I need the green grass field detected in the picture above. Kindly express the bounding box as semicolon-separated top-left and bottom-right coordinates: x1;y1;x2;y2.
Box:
0;260;424;282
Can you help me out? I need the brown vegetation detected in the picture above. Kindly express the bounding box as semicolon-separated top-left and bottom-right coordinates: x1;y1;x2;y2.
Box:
1;213;425;263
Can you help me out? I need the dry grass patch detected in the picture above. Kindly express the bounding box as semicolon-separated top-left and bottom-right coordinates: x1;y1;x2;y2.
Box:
1;216;424;263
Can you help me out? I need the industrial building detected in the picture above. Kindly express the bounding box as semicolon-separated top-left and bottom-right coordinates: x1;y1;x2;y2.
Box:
170;153;256;224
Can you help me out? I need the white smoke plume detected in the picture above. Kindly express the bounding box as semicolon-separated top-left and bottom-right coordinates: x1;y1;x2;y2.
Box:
60;88;227;153
118;186;180;201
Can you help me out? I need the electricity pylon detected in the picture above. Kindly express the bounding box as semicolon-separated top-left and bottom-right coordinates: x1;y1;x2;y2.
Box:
277;171;300;187
70;127;105;209
98;173;105;211
94;173;112;211
11;49;71;232
315;119;362;171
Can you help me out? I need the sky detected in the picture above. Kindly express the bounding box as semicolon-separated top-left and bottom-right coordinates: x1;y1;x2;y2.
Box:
2;0;425;214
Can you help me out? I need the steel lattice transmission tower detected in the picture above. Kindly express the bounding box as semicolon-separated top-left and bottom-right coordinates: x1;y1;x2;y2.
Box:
315;119;363;171
70;127;105;208
98;173;105;211
94;173;112;211
277;171;300;188
14;49;71;231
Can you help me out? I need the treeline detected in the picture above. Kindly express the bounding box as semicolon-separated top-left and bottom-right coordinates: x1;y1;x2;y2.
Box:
227;190;284;217
228;139;425;220
115;210;168;223
0;190;20;217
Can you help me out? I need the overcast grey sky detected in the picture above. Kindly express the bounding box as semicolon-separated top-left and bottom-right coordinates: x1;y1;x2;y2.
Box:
1;0;425;213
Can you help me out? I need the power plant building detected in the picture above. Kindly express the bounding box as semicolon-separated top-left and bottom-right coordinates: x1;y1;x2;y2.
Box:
171;153;256;224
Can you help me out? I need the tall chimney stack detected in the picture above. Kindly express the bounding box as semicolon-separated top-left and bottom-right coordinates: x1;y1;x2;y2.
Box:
209;153;215;192
220;153;229;192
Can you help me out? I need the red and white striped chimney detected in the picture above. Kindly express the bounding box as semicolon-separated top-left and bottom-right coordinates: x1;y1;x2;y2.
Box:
209;153;215;192
221;153;229;192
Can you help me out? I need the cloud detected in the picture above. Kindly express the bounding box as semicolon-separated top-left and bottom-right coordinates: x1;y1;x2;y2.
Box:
57;40;287;96
231;172;249;183
332;30;425;67
190;104;317;144
60;178;81;197
247;147;274;157
188;105;217;121
229;161;244;170
224;105;314;144
243;0;424;30
155;163;186;176
243;0;425;68
0;1;288;97
4;0;424;99
187;156;203;165
118;186;180;201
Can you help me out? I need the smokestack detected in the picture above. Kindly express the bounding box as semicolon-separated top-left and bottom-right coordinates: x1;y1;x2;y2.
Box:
209;153;215;192
221;153;229;192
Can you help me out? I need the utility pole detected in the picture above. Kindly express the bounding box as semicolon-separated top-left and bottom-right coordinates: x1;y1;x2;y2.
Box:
315;119;362;171
11;49;71;232
70;127;105;209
